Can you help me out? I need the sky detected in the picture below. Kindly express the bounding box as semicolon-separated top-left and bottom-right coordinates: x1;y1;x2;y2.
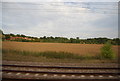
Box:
0;0;119;39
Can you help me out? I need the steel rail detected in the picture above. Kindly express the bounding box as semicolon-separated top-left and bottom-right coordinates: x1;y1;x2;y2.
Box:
2;64;119;69
2;78;119;81
2;69;119;75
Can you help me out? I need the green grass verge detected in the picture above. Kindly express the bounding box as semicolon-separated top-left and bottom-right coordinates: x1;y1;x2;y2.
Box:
2;49;117;63
2;49;100;60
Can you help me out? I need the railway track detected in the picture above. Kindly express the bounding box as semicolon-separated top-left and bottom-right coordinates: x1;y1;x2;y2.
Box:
1;62;120;81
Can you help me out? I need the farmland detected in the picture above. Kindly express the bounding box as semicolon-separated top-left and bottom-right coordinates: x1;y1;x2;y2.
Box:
2;41;119;63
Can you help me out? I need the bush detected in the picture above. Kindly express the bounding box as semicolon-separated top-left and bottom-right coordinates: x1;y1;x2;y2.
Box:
100;41;115;59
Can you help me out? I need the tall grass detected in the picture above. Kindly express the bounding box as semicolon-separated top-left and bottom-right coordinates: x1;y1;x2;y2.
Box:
2;49;100;60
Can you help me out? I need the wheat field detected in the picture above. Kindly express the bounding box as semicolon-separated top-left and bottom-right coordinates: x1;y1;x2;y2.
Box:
2;41;119;56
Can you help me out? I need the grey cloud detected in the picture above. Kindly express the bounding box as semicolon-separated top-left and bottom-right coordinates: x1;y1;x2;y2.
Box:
1;2;118;38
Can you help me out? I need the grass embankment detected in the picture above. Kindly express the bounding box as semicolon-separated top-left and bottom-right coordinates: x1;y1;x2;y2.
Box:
2;49;117;63
3;49;99;59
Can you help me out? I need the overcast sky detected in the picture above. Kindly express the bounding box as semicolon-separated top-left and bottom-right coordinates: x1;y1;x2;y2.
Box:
0;0;119;39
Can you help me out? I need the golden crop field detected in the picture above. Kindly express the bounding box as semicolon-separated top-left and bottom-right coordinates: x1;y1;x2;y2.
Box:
2;41;119;56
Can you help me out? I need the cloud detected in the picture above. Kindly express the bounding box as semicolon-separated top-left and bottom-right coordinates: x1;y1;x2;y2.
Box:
1;2;118;38
1;0;119;2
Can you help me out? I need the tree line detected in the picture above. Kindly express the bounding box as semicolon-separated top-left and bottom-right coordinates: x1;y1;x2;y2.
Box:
2;33;120;45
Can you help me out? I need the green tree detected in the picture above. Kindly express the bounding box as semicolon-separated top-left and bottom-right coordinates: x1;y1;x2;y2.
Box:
76;37;79;40
16;34;21;37
100;41;115;59
5;34;10;39
10;33;15;37
21;34;26;37
112;38;120;45
43;36;46;39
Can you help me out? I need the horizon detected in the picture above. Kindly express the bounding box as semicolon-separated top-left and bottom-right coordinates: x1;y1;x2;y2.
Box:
2;31;119;39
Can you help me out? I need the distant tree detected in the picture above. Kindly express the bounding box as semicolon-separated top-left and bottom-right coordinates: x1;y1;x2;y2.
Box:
50;36;54;39
70;38;74;43
76;37;79;40
43;36;46;39
21;34;26;37
112;38;120;45
16;34;21;37
5;34;10;39
10;33;15;37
